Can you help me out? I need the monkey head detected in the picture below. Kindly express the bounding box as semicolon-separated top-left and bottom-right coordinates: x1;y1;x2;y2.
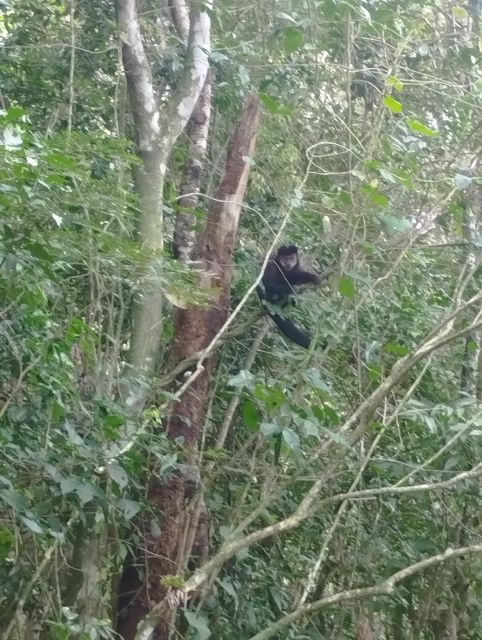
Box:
277;245;299;271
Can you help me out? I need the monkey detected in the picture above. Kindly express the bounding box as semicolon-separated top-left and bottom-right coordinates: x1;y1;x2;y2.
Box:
257;245;321;349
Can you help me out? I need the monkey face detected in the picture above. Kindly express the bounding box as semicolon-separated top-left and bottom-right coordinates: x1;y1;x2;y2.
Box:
279;253;298;271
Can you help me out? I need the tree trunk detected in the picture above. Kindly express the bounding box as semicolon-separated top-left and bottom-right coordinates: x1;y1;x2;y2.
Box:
117;96;261;640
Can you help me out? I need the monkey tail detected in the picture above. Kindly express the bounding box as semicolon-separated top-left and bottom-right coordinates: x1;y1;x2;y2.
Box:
269;313;311;349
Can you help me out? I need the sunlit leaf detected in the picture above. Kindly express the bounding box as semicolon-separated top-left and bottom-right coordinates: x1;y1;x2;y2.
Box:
164;289;189;309
322;215;332;234
387;76;403;92
383;95;403;113
5;106;26;122
60;476;81;495
76;483;95;506
407;118;437;137
451;5;468;18
276;11;296;22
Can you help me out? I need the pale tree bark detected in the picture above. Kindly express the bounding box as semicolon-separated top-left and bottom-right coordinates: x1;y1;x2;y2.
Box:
116;0;211;405
173;69;213;262
168;0;189;41
117;96;261;640
169;0;213;264
356;615;375;640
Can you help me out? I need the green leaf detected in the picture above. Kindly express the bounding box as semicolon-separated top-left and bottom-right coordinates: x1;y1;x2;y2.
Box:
454;173;471;189
44;153;77;170
60;476;81;495
228;369;255;388
383;95;403;113
282;428;301;453
5;106;26;122
281;26;304;54
362;184;389;207
407;118;437;137
254;384;285;410
338;274;356;300
242;399;260;430
0;489;27;511
76;483;95;506
258;93;294;117
301;420;319;437
466;339;478;353
386;76;403;92
0;527;14;561
218;577;238;599
184;611;212;640
303;368;332;392
384;342;410;356
260;422;282;437
107;463;129;489
21;516;43;534
103;414;126;428
117;499;141;520
451;5;468;18
26;242;53;262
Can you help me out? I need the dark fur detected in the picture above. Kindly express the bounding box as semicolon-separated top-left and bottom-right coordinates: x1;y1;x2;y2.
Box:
258;245;321;349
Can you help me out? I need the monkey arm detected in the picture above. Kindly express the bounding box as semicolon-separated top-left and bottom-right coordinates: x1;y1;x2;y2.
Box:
288;270;321;286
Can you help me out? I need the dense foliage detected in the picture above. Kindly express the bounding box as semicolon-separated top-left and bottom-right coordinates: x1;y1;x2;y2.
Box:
1;0;482;639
